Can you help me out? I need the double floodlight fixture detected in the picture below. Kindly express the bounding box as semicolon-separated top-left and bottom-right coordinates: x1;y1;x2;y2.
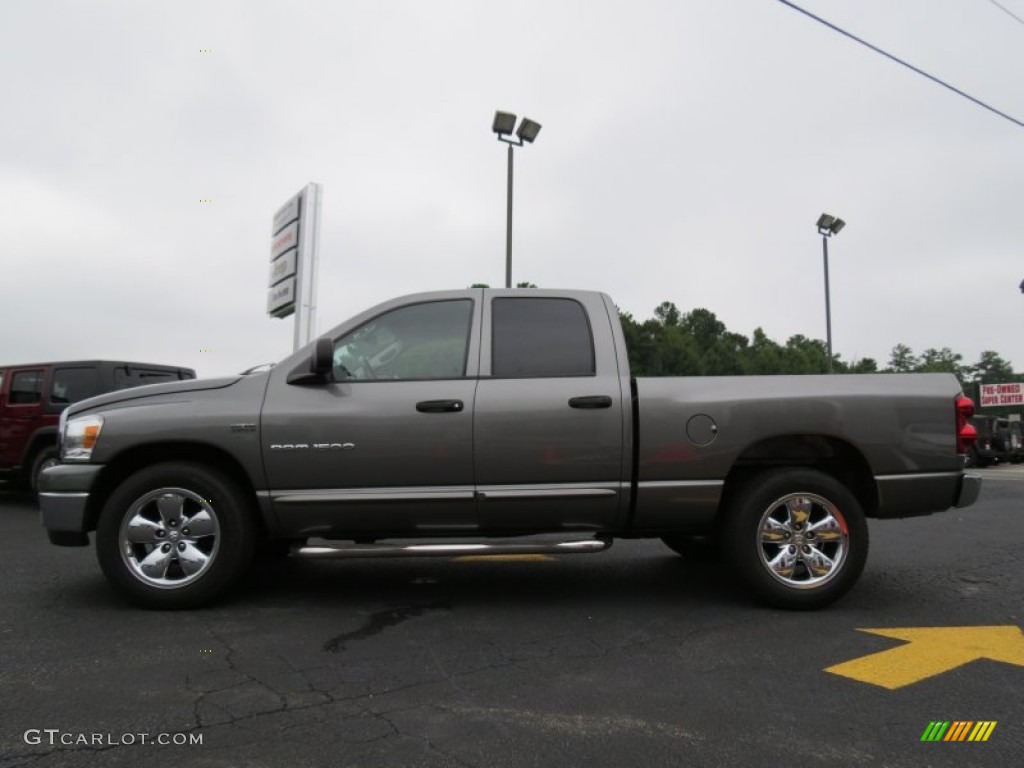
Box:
493;111;542;145
817;213;846;237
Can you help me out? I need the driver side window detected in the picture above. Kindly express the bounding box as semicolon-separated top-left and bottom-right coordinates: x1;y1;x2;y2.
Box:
333;300;473;381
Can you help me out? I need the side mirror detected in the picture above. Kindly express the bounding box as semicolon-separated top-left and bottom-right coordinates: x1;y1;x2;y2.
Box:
287;337;335;385
312;337;333;375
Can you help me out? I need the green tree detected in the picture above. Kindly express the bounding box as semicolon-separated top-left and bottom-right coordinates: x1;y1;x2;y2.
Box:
917;347;967;383
887;344;918;373
782;335;829;374
653;301;682;327
744;328;785;374
848;357;879;373
619;311;656;375
971;350;1015;383
657;323;702;375
679;308;725;349
623;297;1011;382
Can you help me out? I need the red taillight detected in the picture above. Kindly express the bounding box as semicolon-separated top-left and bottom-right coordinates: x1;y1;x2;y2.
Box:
956;395;976;453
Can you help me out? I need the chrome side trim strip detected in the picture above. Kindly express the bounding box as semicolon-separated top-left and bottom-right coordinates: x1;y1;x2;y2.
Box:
294;538;612;559
38;492;89;499
637;480;725;489
476;488;618;500
271;488;475;504
874;472;961;482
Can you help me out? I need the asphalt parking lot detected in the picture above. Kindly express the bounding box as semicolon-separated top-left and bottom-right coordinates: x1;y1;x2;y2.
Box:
1;469;1021;767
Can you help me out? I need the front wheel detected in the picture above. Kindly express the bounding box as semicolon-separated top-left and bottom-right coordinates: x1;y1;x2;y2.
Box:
723;469;868;609
96;462;256;608
30;448;60;493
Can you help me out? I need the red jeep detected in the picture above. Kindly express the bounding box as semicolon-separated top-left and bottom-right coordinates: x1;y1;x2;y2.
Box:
0;361;195;491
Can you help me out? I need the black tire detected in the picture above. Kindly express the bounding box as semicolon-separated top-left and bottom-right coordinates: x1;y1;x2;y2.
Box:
661;534;720;560
964;447;978;469
722;469;868;610
95;462;256;608
30;448;60;494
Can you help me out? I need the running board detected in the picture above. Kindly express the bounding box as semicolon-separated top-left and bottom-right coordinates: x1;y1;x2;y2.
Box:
293;538;612;559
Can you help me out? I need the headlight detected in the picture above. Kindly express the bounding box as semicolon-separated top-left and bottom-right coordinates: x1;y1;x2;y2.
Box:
62;415;104;462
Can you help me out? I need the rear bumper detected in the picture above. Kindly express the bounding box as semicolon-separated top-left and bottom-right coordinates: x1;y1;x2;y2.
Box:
38;464;104;545
954;473;982;508
874;471;981;518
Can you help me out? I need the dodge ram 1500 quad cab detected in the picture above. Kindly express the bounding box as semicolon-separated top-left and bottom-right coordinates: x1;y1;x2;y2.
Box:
39;289;980;609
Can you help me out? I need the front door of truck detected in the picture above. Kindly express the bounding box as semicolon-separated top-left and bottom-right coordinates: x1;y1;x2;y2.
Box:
474;293;627;532
261;296;481;537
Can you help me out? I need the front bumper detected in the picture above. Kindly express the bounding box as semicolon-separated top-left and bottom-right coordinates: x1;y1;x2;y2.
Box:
954;472;982;508
38;464;104;546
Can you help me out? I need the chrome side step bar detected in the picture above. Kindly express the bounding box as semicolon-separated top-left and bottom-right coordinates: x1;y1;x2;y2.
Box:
293;538;612;559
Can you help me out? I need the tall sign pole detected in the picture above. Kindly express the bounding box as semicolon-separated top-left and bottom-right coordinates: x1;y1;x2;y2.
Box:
505;142;513;289
267;183;323;351
822;234;832;374
293;183;321;351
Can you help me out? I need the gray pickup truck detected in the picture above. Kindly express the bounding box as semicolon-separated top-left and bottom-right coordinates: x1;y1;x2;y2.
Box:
39;289;981;609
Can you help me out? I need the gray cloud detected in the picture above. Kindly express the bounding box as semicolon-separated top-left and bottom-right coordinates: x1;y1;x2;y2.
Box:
4;0;1022;377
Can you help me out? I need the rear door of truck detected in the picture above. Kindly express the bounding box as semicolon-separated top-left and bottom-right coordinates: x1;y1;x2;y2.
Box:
473;291;629;532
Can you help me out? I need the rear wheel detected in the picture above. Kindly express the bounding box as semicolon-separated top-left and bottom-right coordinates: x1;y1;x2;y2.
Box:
96;462;256;608
723;469;868;609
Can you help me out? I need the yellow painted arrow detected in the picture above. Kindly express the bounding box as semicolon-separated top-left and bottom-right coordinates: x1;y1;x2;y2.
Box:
825;625;1024;690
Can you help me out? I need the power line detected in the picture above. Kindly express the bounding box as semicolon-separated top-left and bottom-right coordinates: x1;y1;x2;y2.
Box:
984;0;1024;27
777;0;1024;130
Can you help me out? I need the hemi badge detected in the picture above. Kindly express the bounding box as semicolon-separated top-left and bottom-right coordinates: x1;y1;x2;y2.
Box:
230;423;257;432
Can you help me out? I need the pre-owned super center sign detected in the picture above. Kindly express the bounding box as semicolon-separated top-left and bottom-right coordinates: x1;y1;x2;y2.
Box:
980;382;1024;407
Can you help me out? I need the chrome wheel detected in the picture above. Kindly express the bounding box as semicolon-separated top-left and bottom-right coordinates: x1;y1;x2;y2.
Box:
118;488;220;589
757;492;848;589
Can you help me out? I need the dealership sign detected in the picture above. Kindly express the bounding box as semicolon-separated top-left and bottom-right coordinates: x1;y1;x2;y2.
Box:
267;199;301;318
980;382;1024;407
267;184;322;351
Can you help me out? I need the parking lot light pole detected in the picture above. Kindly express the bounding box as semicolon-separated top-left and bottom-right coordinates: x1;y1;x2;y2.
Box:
816;213;846;373
493;111;541;288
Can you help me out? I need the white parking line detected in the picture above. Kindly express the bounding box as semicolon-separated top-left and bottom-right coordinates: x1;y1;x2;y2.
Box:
973;466;1024;480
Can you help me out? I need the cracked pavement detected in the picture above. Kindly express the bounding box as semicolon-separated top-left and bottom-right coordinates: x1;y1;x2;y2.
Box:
1;471;1022;767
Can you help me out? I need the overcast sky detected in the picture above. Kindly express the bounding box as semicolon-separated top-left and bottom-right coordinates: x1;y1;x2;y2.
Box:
4;0;1022;378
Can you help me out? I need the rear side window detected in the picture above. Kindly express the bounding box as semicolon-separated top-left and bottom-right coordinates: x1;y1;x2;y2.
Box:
114;368;185;390
492;298;595;378
51;367;100;404
9;371;43;404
